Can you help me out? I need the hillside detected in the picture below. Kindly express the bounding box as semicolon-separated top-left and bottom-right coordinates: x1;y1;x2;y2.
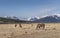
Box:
34;15;60;23
0;17;28;24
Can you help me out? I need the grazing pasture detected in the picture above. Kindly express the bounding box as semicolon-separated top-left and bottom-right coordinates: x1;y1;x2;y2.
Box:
0;23;60;38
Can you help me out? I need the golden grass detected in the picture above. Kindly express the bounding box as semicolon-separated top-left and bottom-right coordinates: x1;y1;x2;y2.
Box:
0;23;60;38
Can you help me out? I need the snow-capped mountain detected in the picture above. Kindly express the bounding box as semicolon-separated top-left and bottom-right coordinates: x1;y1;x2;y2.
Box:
2;14;60;23
3;16;19;20
34;14;60;23
3;16;30;21
27;16;40;21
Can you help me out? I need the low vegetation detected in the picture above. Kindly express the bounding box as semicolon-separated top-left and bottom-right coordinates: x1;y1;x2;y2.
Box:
0;23;60;38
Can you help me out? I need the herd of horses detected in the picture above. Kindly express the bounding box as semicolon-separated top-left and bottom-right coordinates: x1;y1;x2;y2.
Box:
14;23;45;29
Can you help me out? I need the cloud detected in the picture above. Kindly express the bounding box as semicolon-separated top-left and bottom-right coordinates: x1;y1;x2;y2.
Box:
39;7;57;13
33;7;60;18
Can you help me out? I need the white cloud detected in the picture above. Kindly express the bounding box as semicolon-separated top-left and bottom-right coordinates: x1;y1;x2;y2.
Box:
39;7;57;13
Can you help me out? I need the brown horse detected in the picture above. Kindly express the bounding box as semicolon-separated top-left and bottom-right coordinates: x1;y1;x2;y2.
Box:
15;24;17;27
36;23;45;29
19;23;22;28
14;23;22;28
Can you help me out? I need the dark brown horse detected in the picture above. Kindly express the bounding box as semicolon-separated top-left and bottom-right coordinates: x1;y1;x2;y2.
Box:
19;23;22;28
36;23;45;29
15;24;17;27
15;23;22;28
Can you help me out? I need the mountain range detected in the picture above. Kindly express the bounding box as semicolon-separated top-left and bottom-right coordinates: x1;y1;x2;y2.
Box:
34;15;60;23
1;14;60;23
27;14;60;23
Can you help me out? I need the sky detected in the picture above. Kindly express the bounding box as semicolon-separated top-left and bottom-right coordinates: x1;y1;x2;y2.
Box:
0;0;60;18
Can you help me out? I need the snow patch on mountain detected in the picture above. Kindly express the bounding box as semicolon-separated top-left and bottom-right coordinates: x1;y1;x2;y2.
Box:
27;16;40;21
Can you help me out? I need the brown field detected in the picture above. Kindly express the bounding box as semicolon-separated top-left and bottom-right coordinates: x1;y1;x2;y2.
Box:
0;23;60;38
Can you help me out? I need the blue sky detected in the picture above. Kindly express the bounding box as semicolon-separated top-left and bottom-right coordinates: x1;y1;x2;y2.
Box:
0;0;60;18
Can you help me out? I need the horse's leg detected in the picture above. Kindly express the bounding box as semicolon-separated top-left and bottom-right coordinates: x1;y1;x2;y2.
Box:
36;24;40;30
39;25;40;29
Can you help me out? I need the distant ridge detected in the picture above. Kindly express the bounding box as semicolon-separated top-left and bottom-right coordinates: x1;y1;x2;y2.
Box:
0;17;29;24
27;16;40;21
1;14;60;23
34;15;60;23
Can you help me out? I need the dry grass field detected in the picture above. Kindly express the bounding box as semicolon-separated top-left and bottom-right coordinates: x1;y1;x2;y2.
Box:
0;23;60;38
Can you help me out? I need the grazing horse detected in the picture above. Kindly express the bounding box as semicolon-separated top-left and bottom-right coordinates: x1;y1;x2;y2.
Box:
19;24;22;28
14;23;22;28
15;24;17;27
36;23;45;29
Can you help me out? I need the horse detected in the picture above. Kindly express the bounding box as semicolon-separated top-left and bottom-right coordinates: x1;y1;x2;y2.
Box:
14;23;22;28
36;23;45;30
15;24;17;27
